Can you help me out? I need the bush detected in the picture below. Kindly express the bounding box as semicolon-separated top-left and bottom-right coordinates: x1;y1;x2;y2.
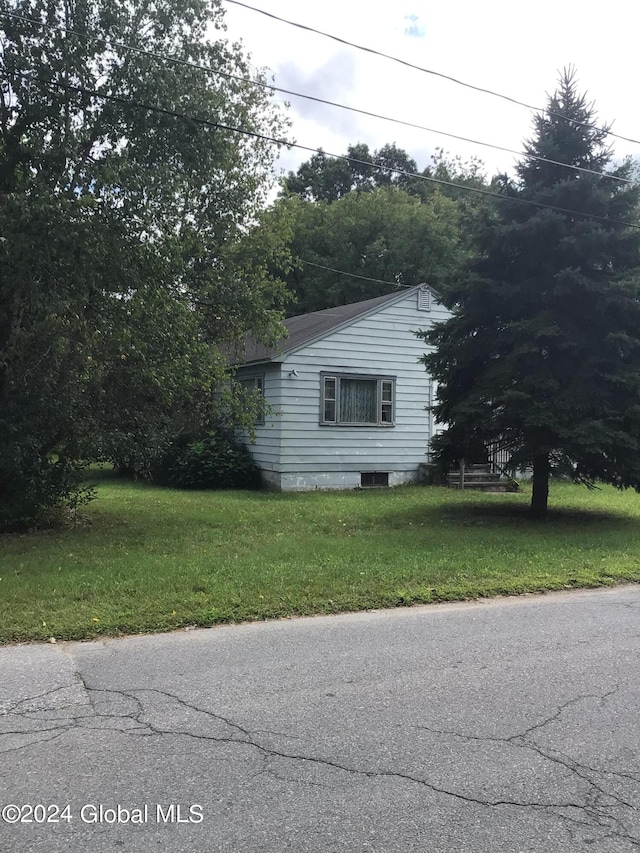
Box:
0;455;95;534
152;429;261;490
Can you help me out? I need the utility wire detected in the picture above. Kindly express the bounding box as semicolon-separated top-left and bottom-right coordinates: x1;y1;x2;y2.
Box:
302;260;413;286
282;101;632;184
1;9;633;185
9;71;640;231
222;0;640;148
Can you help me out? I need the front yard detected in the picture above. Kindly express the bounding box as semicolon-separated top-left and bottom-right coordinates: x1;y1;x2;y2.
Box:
1;476;640;643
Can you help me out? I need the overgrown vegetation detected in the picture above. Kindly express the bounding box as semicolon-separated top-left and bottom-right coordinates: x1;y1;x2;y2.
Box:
152;429;261;490
0;0;291;531
1;477;639;644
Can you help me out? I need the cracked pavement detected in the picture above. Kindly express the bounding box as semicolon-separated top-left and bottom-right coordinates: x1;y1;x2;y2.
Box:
1;585;639;852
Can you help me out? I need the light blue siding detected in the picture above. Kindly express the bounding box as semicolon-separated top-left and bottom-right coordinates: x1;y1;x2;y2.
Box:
241;289;449;490
235;363;282;473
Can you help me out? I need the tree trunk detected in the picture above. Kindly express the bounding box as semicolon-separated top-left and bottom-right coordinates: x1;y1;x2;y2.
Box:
530;453;550;518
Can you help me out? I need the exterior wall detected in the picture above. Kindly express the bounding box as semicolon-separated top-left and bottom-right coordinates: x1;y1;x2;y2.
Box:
241;289;449;491
234;363;282;473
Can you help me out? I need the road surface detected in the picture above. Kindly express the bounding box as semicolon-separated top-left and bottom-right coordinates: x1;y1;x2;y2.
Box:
1;585;639;852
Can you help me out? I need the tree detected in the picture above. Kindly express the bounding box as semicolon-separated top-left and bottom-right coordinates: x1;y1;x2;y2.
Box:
284;142;490;206
0;0;290;530
284;142;420;202
421;69;640;517
284;147;357;202
277;186;464;314
279;143;494;314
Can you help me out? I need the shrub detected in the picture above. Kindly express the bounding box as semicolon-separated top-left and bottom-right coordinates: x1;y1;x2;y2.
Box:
153;429;261;490
0;454;95;533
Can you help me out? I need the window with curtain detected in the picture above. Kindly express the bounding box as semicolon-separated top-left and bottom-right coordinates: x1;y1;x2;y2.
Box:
321;374;395;426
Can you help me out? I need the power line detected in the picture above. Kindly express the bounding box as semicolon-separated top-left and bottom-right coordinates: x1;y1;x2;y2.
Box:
284;104;632;185
222;0;640;149
302;260;413;287
9;71;640;231
1;9;632;186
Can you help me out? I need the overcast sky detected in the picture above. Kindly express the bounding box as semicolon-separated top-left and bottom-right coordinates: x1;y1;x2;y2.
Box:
219;0;640;188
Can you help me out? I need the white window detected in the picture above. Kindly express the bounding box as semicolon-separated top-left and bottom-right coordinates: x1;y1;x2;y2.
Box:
321;374;395;426
239;374;265;424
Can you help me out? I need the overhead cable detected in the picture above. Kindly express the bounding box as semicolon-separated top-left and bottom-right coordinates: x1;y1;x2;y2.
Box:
302;260;414;286
0;13;631;186
1;9;633;185
222;0;640;148
9;71;640;231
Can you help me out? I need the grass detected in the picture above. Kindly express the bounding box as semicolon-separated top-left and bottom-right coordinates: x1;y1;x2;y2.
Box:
1;474;640;644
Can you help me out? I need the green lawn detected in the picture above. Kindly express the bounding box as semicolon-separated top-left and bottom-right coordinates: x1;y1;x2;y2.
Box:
1;476;640;644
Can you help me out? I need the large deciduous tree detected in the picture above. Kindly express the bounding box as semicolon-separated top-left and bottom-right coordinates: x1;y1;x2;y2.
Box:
283;142;487;205
279;186;464;314
0;0;290;530
277;144;490;315
283;143;420;202
421;69;640;517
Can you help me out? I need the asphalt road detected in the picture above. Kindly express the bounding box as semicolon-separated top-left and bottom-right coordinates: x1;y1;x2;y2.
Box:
1;585;639;852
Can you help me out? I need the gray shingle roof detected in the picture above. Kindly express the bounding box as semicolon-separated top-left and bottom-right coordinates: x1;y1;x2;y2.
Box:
240;286;423;365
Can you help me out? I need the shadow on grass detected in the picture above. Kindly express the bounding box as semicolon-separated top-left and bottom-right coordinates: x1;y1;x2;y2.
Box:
244;484;640;533
393;495;638;532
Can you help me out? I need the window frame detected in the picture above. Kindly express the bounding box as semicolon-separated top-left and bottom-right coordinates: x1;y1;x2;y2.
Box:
238;373;265;425
361;471;390;488
320;372;396;427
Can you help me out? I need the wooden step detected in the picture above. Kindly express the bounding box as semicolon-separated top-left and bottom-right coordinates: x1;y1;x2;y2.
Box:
447;473;502;483
446;463;519;492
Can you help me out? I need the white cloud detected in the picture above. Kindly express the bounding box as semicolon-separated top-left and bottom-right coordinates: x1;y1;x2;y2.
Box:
220;0;640;182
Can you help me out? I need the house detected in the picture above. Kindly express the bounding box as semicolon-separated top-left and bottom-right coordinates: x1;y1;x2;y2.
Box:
235;284;450;491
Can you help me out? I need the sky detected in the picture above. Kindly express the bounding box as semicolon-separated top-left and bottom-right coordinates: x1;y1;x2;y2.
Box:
219;0;640;189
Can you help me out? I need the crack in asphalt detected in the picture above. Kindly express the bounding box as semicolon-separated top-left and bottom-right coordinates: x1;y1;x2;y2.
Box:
415;688;638;789
2;676;638;848
413;688;639;847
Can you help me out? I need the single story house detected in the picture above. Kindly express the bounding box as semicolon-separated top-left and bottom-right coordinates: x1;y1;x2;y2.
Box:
235;284;450;491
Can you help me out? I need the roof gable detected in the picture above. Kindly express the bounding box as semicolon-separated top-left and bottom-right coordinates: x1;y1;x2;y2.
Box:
241;284;433;364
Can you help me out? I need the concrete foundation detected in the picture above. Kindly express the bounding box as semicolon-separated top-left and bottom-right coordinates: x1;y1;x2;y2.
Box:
260;469;420;492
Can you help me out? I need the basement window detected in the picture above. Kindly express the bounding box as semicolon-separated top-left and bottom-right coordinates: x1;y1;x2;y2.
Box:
361;472;389;488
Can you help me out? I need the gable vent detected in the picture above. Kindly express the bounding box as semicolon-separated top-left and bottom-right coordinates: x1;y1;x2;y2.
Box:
417;286;431;312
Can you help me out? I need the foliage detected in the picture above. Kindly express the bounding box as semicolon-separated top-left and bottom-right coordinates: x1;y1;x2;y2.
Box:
421;68;640;517
274;186;464;314
152;428;261;490
2;477;640;643
152;427;260;489
284;142;489;205
276;143;492;314
0;0;291;529
283;142;420;202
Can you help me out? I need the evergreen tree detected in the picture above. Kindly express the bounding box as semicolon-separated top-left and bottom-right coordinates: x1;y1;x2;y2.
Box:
420;69;640;517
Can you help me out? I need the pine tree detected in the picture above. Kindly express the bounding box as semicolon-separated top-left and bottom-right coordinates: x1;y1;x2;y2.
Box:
421;68;640;517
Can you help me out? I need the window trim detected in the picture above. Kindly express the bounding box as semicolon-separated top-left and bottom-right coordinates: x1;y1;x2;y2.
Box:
239;373;265;425
320;372;396;427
